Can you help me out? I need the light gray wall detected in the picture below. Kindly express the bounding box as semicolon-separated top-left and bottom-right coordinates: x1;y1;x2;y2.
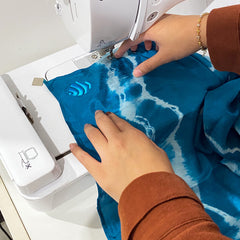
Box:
0;0;74;74
0;0;213;75
169;0;214;14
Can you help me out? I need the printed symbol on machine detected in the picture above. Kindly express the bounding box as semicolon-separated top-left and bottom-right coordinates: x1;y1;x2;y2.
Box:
97;40;106;48
18;147;38;170
67;81;92;97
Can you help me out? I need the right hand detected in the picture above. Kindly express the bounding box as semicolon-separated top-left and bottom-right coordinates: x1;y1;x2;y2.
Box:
115;14;208;77
70;111;174;202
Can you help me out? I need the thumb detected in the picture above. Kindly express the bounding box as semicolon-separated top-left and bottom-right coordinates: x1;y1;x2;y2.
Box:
133;51;172;77
70;143;102;180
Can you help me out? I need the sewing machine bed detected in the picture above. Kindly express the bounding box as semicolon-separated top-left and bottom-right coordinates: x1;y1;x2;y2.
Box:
0;45;107;240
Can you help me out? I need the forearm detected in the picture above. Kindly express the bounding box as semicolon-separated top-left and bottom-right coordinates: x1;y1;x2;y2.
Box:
119;172;230;240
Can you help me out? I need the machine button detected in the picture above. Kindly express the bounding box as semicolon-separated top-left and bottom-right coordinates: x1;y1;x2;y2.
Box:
55;1;62;15
147;12;158;22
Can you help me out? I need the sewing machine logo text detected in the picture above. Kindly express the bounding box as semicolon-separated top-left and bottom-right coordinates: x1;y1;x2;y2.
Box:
18;147;38;170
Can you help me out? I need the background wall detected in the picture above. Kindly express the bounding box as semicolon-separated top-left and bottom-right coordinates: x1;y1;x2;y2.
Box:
170;0;213;14
0;0;213;75
0;0;74;75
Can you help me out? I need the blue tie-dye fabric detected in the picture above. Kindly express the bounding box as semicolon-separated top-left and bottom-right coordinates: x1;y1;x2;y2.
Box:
44;44;240;240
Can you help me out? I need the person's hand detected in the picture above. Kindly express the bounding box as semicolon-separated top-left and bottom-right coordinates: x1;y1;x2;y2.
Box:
115;14;208;77
70;111;174;202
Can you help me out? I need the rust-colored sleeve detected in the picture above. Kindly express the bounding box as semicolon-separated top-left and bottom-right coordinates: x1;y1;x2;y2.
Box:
118;172;231;240
207;5;240;75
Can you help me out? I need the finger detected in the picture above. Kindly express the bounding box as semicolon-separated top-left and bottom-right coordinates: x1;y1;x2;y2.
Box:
115;39;133;58
70;143;102;179
84;124;107;155
144;40;152;51
115;36;144;58
95;110;120;139
106;112;133;131
130;45;138;52
133;50;171;77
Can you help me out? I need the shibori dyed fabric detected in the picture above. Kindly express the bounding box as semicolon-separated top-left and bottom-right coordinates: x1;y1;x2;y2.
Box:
45;44;240;240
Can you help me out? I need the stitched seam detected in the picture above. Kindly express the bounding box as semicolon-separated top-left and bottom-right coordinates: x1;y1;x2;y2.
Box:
158;217;213;240
147;194;203;211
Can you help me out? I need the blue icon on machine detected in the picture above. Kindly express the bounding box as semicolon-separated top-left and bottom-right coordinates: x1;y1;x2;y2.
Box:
67;81;92;97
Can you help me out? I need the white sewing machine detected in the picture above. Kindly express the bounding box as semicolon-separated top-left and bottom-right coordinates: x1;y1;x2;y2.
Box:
0;0;185;212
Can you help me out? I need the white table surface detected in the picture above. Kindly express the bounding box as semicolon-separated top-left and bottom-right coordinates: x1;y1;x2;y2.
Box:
0;44;107;240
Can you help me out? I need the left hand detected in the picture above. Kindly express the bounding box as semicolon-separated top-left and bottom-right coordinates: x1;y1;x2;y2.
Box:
70;110;174;202
115;14;208;77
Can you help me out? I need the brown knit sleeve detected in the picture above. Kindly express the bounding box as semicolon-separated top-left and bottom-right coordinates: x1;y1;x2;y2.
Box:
118;172;231;240
207;4;240;75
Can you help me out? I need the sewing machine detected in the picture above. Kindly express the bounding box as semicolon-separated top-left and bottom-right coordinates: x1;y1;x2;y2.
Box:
0;0;185;212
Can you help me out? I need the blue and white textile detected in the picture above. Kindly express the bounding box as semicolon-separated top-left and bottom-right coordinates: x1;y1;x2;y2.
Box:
45;44;240;240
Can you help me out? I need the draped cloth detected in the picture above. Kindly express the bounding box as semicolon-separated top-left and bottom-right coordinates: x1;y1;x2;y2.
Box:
45;45;240;240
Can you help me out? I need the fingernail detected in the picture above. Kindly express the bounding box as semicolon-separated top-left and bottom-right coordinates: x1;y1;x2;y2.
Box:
114;53;120;58
95;110;103;116
84;123;91;128
70;143;78;151
133;69;143;78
